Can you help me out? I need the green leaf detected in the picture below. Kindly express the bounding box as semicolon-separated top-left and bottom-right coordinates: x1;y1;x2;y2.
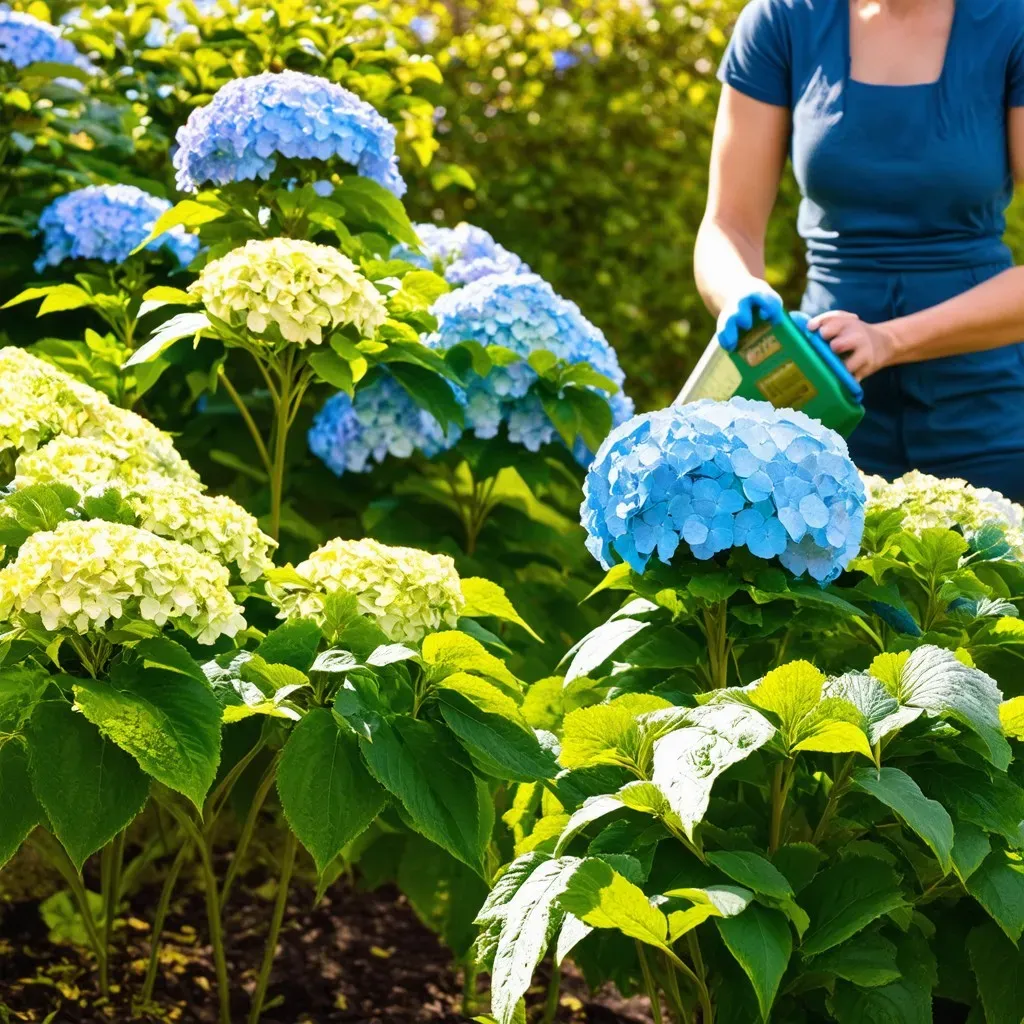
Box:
308;349;355;395
706;850;794;900
850;767;954;873
277;709;386;877
126;312;212;368
0;483;79;547
869;644;1009;769
999;695;1024;740
459;577;542;642
715;904;792;1021
810;931;901;987
823;673;923;745
792;699;874;762
800;858;908;957
420;630;519;690
967;921;1024;1024
0;741;43;869
437;674;557;783
389;269;450;313
749;660;823;735
254;619;322;673
561;615;650;684
558;857;669;950
827;976;932;1024
0;666;50;731
334;176;418;246
652;702;776;838
390;361;463;433
951;823;991;883
132;199;224;253
26;701;149;870
74;640;222;811
920;763;1024;849
966;850;1024;942
359;717;490;874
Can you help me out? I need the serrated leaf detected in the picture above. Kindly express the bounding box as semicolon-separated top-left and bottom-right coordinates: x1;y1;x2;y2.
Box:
254;618;322;672
716;904;792;1021
810;931;901;987
459;577;541;642
26;701;149;870
919;762;1024;849
277;709;386;877
850;767;954;872
966;850;1024;941
951;823;991;883
823;673;922;745
967;921;1024;1024
749;660;824;734
132;199;223;253
707;850;794;900
800;858;908;956
421;630;518;690
0;741;43;869
1000;695;1024;740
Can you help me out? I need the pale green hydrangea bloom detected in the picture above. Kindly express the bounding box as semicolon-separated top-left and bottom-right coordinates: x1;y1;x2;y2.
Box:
14;436;275;582
864;470;1024;556
268;537;465;642
190;237;388;347
0;520;247;643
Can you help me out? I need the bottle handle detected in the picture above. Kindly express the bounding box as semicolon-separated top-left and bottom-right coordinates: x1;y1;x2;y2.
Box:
789;311;864;404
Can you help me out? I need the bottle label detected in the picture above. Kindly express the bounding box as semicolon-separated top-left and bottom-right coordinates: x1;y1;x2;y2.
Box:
737;323;782;367
755;361;817;408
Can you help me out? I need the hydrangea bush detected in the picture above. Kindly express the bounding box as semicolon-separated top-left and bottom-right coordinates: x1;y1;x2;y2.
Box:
268;536;464;642
0;519;246;643
582;397;865;583
173;70;406;195
34;185;199;271
0;7;94;71
392;222;528;285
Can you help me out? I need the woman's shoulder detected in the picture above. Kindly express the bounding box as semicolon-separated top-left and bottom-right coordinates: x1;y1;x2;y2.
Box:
732;0;835;40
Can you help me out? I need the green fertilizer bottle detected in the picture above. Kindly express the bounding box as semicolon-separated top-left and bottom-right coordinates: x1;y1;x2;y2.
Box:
676;307;865;437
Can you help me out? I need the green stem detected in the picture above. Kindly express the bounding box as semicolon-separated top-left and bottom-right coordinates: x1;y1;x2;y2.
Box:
461;958;479;1015
768;759;794;855
812;755;854;845
102;830;126;967
31;834;108;994
220;753;280;908
266;353;294;543
636;942;664;1024
248;830;298;1024
660;954;688;1023
542;961;561;1024
686;933;713;1024
160;800;232;1024
204;737;267;828
663;947;714;1024
218;368;273;476
702;602;730;690
139;842;191;1006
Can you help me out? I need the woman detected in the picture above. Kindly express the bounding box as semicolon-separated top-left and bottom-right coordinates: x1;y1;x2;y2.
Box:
695;0;1024;496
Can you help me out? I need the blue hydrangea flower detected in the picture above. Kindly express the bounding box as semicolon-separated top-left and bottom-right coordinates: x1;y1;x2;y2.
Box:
392;223;528;286
552;49;580;72
173;70;405;196
308;375;459;477
0;7;94;70
408;14;438;44
34;185;200;272
581;398;866;583
425;271;631;445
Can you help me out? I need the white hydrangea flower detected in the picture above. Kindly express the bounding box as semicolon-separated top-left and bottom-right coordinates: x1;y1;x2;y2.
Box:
267;537;465;642
866;470;1024;557
190;238;388;347
0;520;247;644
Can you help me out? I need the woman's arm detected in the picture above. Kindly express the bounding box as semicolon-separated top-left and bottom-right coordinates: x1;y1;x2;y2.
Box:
811;108;1024;379
694;85;790;316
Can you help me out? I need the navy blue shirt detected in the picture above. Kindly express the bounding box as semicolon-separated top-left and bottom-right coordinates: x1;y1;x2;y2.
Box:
719;0;1024;276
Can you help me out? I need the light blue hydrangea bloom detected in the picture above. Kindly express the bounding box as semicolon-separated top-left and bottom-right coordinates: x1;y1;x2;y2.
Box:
308;375;459;477
408;14;438;44
34;184;200;272
0;7;94;70
425;271;631;445
392;223;528;286
173;70;405;196
581;398;865;583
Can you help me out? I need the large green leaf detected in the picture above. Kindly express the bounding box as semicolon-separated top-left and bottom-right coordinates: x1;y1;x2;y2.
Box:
254;618;322;672
869;645;1009;769
74;639;222;811
715;904;792;1021
651;702;775;838
919;763;1024;849
558;857;669;950
459;577;541;641
951;823;991;883
277;709;387;877
26;701;149;870
706;850;794;901
420;630;518;690
850;767;954;873
749;660;823;736
359;717;490;874
0;741;43;869
800;858;908;957
809;931;901;987
0;666;50;731
823;673;922;745
967;921;1024;1024
437;675;557;783
966;850;1024;942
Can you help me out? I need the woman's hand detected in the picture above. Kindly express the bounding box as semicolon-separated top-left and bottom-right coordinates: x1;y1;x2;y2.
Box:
715;282;783;350
807;310;899;381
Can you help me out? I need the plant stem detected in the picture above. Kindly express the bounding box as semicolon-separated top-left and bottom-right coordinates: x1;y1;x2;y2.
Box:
812;755;854;845
460;958;479;1015
636;942;664;1024
769;759;793;855
31;834;108;994
542;961;562;1024
663;948;714;1024
102;830;126;968
701;602;730;690
267;353;294;542
204;738;267;828
140;842;191;1005
218;368;273;476
686;934;713;1024
248;830;298;1024
220;753;280;908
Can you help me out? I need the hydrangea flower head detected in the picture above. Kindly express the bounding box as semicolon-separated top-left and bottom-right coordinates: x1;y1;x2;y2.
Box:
581;398;866;583
267;537;464;642
425;272;631;449
0;7;94;71
865;470;1024;558
308;375;459;477
34;185;199;272
191;237;387;348
392;223;528;286
0;520;247;643
14;436;274;581
172;70;405;196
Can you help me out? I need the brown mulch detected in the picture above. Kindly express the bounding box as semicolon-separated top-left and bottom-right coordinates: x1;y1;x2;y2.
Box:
0;859;653;1024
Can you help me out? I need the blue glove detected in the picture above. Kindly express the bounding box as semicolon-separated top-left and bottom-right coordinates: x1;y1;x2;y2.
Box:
790;311;865;402
715;287;784;352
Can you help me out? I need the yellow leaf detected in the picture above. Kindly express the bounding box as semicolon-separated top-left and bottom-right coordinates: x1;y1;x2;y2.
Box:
750;661;824;733
1000;696;1024;740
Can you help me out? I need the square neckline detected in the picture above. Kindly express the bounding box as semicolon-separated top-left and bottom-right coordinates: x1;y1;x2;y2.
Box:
844;0;960;89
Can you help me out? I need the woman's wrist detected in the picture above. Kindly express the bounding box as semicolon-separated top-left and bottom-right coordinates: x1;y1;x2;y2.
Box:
881;313;931;366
